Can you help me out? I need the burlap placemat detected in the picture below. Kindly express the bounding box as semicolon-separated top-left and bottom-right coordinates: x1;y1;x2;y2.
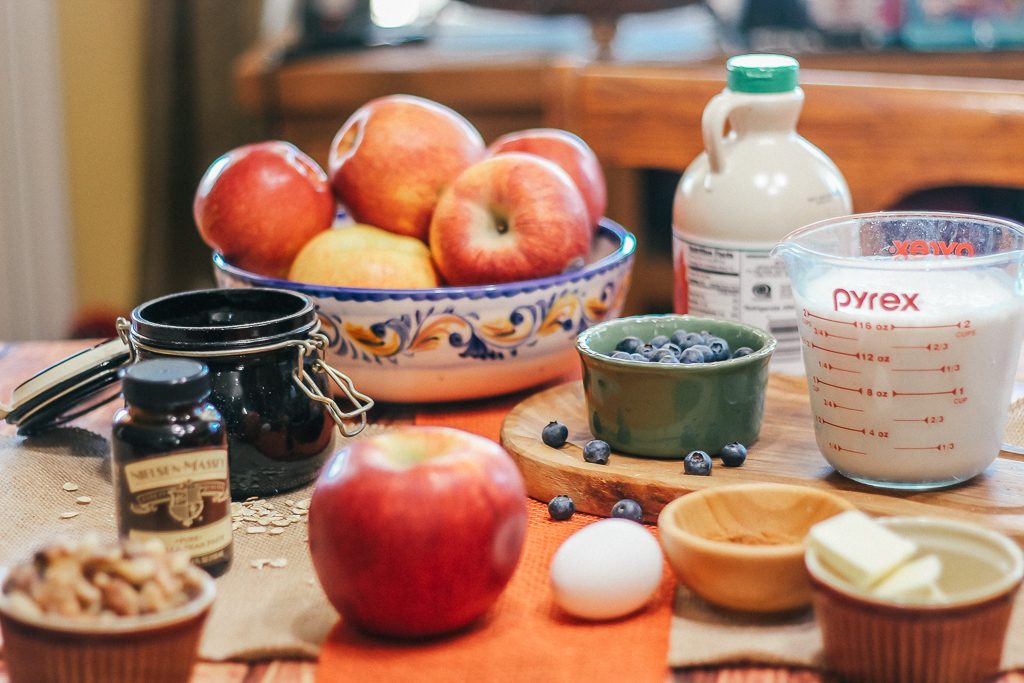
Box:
668;398;1024;671
0;426;385;662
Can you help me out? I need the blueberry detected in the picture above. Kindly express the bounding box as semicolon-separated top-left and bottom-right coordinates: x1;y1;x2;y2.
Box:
657;354;680;364
615;336;644;354
718;442;747;467
707;337;730;362
611;498;643;522
661;343;682;356
679;347;706;364
639;344;658;360
699;330;714;343
609;350;632;360
683;450;712;476
681;332;705;349
732;346;753;358
629;352;647;362
583;439;611;465
650;348;678;362
669;329;690;347
650;335;670;348
548;495;575;520
542;421;568;448
688;344;713;362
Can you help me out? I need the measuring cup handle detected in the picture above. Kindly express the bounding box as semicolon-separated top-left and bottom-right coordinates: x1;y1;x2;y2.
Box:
702;91;739;176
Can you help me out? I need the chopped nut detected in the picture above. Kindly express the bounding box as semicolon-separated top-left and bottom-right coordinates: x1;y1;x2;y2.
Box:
271;519;291;527
61;482;80;492
1;536;206;622
268;528;285;536
251;559;270;570
59;511;80;519
246;526;267;534
294;499;310;510
75;496;92;505
269;558;288;569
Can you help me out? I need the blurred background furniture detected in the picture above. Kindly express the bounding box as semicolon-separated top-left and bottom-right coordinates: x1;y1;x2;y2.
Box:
545;64;1024;311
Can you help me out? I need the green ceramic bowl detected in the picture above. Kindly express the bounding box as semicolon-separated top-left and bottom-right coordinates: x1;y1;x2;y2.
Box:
575;314;776;458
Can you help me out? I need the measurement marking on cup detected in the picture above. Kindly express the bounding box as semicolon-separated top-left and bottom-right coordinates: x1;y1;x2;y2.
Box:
892;320;971;330
813;326;857;341
822;399;863;412
891;343;951;351
804;311;856;326
894;416;946;424
806;342;859;358
891;365;960;373
894;443;956;451
891;387;963;397
814;377;862;393
819;362;860;373
817;416;865;434
828;443;867;455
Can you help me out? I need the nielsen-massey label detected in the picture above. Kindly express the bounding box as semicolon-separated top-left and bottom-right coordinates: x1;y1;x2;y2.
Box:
122;448;231;559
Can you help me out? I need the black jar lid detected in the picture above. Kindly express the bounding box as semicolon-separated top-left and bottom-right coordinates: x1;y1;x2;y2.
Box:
121;359;211;410
1;287;318;435
0;337;130;435
130;288;318;351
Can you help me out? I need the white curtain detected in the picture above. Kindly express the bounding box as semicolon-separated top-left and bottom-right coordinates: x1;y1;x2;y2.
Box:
0;0;75;340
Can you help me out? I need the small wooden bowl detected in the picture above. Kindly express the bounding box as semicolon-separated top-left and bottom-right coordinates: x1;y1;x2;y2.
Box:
657;483;854;613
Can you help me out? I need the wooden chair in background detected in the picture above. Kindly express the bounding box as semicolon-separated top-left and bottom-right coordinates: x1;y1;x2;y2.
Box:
544;64;1024;312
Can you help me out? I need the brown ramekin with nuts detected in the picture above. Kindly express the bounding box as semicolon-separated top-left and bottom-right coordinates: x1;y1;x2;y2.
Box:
0;535;216;683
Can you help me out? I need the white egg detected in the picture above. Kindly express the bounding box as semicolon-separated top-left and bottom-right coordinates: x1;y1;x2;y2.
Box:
549;517;664;620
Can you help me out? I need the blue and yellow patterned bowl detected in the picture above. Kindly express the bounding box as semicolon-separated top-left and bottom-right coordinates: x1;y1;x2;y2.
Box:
213;219;635;403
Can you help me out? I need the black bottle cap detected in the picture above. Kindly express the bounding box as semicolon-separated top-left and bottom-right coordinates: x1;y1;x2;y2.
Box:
120;359;211;410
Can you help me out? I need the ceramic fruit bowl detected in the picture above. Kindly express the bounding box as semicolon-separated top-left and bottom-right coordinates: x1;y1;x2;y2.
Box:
214;219;635;403
658;483;854;613
574;313;775;458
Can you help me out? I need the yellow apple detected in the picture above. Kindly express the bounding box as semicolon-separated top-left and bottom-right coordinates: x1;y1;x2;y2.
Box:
288;224;440;289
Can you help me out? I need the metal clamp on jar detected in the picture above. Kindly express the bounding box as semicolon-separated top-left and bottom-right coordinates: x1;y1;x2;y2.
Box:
2;288;374;499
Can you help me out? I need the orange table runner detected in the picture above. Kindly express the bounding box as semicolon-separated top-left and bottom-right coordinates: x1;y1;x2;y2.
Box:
316;391;676;683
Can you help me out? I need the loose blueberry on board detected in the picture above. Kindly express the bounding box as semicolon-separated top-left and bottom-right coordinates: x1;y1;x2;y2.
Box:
611;498;643;522
542;421;569;448
683;450;712;476
548;495;576;521
583;439;611;465
719;442;747;467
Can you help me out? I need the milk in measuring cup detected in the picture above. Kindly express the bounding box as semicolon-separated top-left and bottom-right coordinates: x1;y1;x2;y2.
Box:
794;265;1024;488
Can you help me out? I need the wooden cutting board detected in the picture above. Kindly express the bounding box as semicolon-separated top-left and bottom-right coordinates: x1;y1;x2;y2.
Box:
499;375;1024;543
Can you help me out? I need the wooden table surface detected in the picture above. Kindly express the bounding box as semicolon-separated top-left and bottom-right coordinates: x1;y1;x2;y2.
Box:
2;339;1024;683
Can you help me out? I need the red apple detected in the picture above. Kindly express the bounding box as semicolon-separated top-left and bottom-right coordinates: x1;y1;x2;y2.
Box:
193;141;335;278
328;95;487;242
307;426;528;639
428;153;591;286
488;128;607;230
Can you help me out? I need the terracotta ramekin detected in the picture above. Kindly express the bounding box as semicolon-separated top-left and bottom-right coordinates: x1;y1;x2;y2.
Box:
805;516;1024;683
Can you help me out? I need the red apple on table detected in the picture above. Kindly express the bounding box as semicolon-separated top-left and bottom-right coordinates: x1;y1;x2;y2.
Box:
193;140;335;278
488;128;607;231
307;426;528;639
328;94;487;242
428;153;591;286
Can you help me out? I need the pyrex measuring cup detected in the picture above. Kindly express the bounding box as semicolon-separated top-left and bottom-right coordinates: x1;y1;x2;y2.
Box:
773;212;1024;489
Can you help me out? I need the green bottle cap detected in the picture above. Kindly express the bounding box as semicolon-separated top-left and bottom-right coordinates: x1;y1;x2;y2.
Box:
726;54;799;93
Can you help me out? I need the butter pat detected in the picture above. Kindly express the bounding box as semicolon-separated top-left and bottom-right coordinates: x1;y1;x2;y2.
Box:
873;554;946;601
807;510;917;588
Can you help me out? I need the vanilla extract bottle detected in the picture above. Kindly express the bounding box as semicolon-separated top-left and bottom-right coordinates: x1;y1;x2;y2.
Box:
112;359;233;576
